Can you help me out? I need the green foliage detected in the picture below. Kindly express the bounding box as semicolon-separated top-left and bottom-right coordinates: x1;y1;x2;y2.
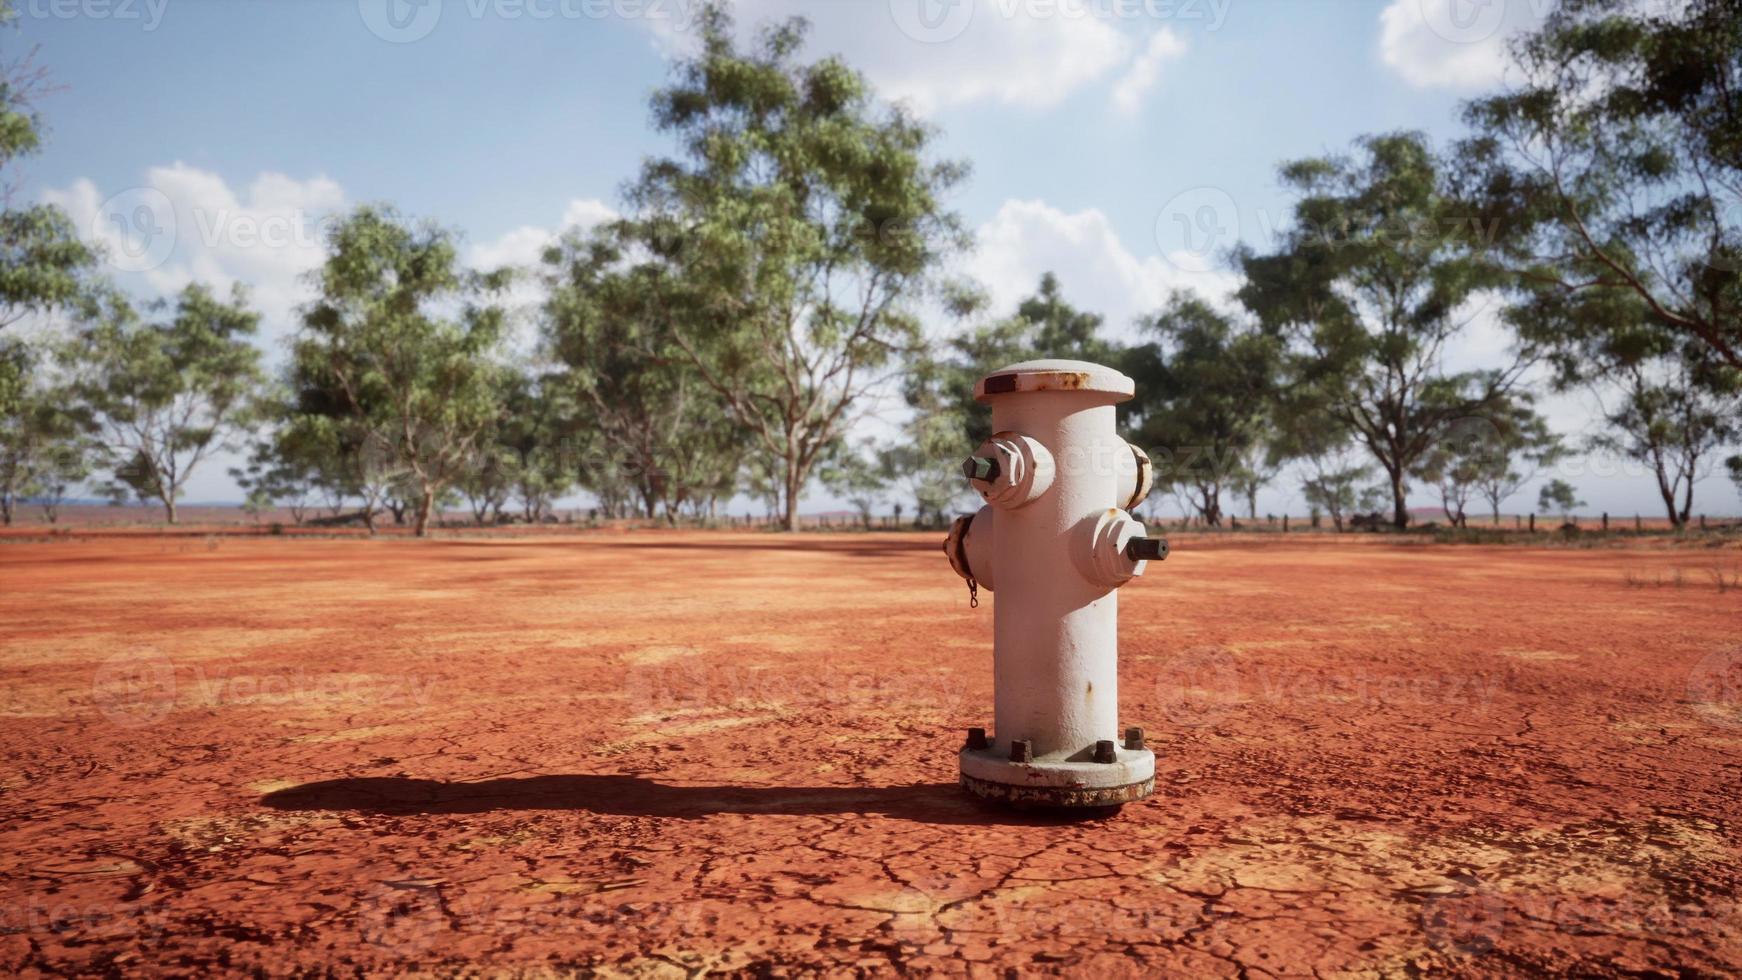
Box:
1124;291;1278;527
0;205;95;328
69;284;265;524
909;273;1120;454
627;2;968;529
0;6;95;329
1239;132;1521;529
876;436;957;529
496;371;574;522
1411;397;1562;526
1460;0;1742;374
229;394;328;526
1296;444;1378;534
0;337;89;524
1587;344;1738;527
295;205;508;536
541;227;741;520
1537;478;1585;520
819;440;886;527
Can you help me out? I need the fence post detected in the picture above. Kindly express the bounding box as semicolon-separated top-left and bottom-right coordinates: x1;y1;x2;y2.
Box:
1528;513;1535;533
1602;512;1609;531
1635;514;1641;532
1282;514;1289;533
1700;514;1707;530
1514;514;1521;529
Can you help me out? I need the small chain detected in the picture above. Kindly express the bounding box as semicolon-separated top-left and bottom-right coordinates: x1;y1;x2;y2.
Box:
967;577;979;609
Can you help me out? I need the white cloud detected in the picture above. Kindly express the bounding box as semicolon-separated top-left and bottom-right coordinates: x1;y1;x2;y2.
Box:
643;0;1141;114
1377;0;1547;90
44;164;344;349
468;197;618;271
965;198;1237;342
466;197;620;355
1111;28;1186;114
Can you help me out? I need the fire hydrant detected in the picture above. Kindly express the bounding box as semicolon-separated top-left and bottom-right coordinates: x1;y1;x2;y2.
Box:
943;359;1165;808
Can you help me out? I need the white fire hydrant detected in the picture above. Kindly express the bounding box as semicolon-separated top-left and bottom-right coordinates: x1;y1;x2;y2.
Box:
943;359;1164;808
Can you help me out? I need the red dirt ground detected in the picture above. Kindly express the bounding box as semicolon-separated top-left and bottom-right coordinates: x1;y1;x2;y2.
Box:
2;531;1740;977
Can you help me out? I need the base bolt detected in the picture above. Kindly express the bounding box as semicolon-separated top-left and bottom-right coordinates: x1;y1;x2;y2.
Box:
1124;727;1145;750
1009;739;1033;763
965;727;989;751
1093;739;1118;764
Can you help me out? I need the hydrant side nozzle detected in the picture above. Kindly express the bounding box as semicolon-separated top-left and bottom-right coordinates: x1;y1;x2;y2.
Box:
962;455;1000;483
1124;537;1169;562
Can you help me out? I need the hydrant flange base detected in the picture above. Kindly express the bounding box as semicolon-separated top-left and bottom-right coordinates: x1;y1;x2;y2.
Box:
958;744;1156;809
960;772;1155;808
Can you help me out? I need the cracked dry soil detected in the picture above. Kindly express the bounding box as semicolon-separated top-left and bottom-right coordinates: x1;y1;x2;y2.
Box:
1;530;1739;976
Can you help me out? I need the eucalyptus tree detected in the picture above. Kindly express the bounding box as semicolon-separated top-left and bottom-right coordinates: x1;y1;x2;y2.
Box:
0;1;93;332
230;435;317;525
498;370;573;523
0;339;88;525
625;4;968;530
820;440;886;529
540;228;745;521
296;205;509;536
1538;479;1585;522
1299;449;1380;534
69;285;264;524
1123;291;1279;528
1238;132;1524;529
1412;398;1562;527
909;274;1119;452
1588;345;1736;528
1460;0;1742;374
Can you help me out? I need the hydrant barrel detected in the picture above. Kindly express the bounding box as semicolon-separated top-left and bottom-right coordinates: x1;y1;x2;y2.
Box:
948;358;1161;808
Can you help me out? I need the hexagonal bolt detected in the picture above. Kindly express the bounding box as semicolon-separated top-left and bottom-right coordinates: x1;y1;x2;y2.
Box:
965;727;989;751
1008;739;1033;763
1123;536;1169;562
1124;727;1145;750
961;455;1001;483
1093;740;1118;764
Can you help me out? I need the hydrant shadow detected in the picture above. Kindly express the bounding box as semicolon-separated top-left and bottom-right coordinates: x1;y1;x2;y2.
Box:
260;775;1124;827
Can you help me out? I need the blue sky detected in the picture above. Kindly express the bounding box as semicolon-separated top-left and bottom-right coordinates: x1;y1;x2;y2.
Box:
13;0;1736;517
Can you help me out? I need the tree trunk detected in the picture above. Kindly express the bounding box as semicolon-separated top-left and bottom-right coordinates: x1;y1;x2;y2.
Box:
165;496;179;525
1;495;12;526
1389;469;1408;529
782;465;802;532
1654;470;1681;529
414;488;435;538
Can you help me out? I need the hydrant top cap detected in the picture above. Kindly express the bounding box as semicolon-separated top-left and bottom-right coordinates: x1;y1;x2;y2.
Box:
973;359;1135;404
